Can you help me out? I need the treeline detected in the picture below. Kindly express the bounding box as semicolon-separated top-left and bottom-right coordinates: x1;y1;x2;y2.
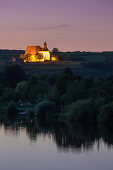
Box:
53;52;85;61
81;56;113;69
1;50;113;67
0;64;113;126
52;51;113;63
0;49;25;55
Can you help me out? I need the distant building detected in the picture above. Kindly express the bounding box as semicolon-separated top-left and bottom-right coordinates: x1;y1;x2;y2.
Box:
20;42;50;62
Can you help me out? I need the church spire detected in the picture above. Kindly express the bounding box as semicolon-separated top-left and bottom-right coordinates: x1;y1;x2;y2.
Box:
44;41;47;50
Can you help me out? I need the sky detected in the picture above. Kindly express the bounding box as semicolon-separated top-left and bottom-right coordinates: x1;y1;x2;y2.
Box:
0;0;113;51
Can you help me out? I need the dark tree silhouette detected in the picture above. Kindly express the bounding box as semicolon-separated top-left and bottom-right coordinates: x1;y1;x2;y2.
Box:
3;64;26;88
52;48;60;53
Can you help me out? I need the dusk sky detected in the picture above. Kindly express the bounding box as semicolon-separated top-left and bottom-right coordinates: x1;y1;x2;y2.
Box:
0;0;113;51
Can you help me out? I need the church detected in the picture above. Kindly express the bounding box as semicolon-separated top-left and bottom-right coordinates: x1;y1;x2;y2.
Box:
20;42;50;62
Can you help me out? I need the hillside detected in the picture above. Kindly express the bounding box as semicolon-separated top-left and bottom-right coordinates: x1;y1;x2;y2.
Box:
0;50;113;77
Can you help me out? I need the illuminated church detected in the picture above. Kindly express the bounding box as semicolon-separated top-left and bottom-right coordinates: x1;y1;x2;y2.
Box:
20;42;50;62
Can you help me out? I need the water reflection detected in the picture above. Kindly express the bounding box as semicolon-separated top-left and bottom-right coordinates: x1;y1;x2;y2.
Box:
0;115;113;152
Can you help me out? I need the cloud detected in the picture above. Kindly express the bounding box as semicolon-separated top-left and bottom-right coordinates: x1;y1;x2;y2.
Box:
31;24;71;31
70;29;105;32
43;24;70;29
0;24;71;31
0;24;111;33
70;27;112;33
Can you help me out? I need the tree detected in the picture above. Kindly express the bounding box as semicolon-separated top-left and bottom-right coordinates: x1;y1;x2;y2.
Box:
15;81;28;100
3;64;26;88
55;74;69;95
54;68;74;96
3;87;15;101
52;48;60;53
28;82;48;103
6;100;18;115
35;100;56;119
69;97;105;123
69;99;91;122
0;84;4;96
65;80;87;103
63;67;74;76
98;102;113;126
48;74;57;86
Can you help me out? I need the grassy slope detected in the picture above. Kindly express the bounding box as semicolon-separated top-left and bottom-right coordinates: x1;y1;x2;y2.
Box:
21;61;113;77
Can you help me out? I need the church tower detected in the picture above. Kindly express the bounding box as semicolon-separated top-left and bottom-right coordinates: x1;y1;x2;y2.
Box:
44;41;47;50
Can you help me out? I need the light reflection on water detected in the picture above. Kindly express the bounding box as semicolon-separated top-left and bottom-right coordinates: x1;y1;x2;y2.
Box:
0;116;113;170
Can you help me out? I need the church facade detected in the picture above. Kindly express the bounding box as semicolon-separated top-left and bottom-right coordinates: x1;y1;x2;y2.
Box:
20;42;50;62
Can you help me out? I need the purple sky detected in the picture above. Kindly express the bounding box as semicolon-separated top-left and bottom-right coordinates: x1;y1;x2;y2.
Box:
0;0;113;51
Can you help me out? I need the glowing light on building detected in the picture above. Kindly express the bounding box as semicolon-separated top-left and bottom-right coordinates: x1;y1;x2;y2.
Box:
20;42;51;63
51;56;58;61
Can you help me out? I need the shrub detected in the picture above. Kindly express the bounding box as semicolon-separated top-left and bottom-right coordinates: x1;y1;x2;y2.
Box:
6;100;18;115
35;100;56;119
98;102;113;126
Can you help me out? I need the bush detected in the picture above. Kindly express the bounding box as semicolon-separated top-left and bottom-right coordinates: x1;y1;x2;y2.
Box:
35;100;56;119
6;100;18;115
98;102;113;126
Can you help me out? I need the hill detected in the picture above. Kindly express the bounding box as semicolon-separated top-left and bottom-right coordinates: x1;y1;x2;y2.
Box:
0;50;113;77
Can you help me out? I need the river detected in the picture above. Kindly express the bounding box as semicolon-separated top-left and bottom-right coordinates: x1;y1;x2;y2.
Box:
0;116;113;170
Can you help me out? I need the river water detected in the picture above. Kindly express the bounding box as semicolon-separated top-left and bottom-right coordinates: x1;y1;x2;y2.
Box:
0;116;113;170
